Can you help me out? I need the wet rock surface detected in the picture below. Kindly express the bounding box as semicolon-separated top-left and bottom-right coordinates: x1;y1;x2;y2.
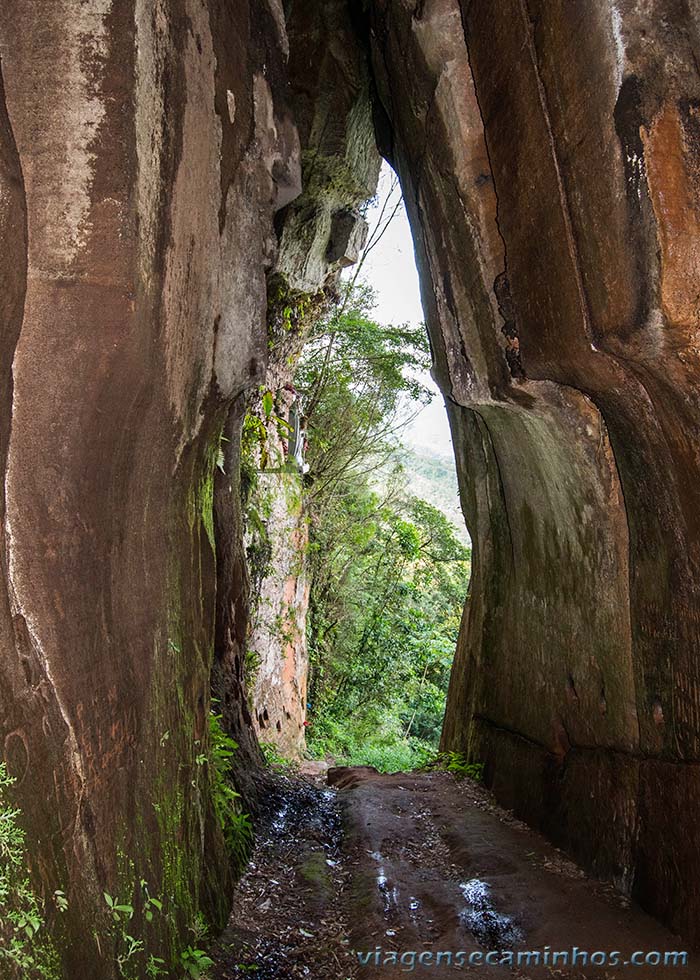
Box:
367;0;700;945
211;773;356;979
215;767;693;979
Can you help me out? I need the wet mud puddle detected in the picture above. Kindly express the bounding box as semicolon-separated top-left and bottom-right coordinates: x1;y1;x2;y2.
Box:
332;766;693;979
211;775;356;980
213;766;692;980
459;879;523;948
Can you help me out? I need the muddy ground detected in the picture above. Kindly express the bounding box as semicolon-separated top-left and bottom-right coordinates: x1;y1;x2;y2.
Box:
211;767;692;979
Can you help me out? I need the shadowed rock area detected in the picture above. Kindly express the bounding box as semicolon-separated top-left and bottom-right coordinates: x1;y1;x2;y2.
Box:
367;0;700;946
0;0;699;975
212;767;693;979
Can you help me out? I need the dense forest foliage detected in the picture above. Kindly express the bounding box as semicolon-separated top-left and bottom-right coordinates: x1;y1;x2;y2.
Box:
295;282;471;770
398;445;468;545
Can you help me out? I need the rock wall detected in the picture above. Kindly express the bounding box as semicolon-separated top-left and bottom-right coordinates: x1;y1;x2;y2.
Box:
0;0;378;968
2;0;700;969
0;1;300;975
245;0;380;759
368;0;700;945
248;425;310;760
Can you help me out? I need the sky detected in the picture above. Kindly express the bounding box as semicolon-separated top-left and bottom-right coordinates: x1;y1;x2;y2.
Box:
358;165;454;458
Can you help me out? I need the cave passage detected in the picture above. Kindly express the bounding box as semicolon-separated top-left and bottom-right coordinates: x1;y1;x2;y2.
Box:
248;167;473;776
1;0;700;977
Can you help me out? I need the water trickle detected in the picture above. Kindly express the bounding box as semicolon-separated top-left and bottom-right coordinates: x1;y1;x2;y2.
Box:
369;850;400;915
408;895;421;927
459;879;523;948
271;802;289;834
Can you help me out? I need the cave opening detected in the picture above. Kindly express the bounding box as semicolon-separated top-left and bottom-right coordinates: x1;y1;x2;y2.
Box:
1;0;699;975
259;163;473;774
225;0;700;963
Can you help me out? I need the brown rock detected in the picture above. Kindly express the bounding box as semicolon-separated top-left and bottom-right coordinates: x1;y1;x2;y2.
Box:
1;0;700;968
369;0;700;945
0;0;301;973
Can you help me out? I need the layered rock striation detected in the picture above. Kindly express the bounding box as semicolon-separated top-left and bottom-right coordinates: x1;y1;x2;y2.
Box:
1;0;699;972
368;0;700;944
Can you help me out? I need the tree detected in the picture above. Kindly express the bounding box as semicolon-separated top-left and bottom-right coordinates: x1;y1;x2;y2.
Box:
295;282;471;770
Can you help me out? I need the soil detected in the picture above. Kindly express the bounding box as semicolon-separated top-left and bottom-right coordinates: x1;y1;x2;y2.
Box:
210;772;356;979
211;767;693;980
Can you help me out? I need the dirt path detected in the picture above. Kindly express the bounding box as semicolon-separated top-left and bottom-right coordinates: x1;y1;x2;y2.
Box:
212;767;693;980
211;774;357;979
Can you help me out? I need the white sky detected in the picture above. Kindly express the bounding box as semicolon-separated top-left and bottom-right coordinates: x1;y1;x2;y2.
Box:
359;165;454;458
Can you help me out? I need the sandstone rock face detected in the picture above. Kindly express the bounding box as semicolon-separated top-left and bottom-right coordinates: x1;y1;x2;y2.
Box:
369;0;700;944
249;456;310;760
0;1;300;974
1;0;699;969
277;0;380;292
245;0;380;759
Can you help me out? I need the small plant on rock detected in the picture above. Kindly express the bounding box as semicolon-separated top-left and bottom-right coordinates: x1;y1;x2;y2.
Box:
0;763;60;978
434;751;484;782
180;945;214;979
209;710;253;870
259;741;299;774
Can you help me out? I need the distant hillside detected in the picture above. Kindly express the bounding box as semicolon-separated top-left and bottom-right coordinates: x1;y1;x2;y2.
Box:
399;444;470;545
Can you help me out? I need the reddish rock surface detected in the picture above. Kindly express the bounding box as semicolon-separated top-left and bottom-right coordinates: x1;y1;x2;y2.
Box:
247;0;380;760
369;0;700;946
248;437;311;759
1;0;700;972
0;1;301;974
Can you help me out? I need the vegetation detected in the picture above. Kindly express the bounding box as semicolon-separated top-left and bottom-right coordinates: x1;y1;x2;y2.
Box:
431;751;485;781
0;763;61;978
207;711;253;873
180;945;215;979
399;444;468;544
295;281;471;772
259;741;299;775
